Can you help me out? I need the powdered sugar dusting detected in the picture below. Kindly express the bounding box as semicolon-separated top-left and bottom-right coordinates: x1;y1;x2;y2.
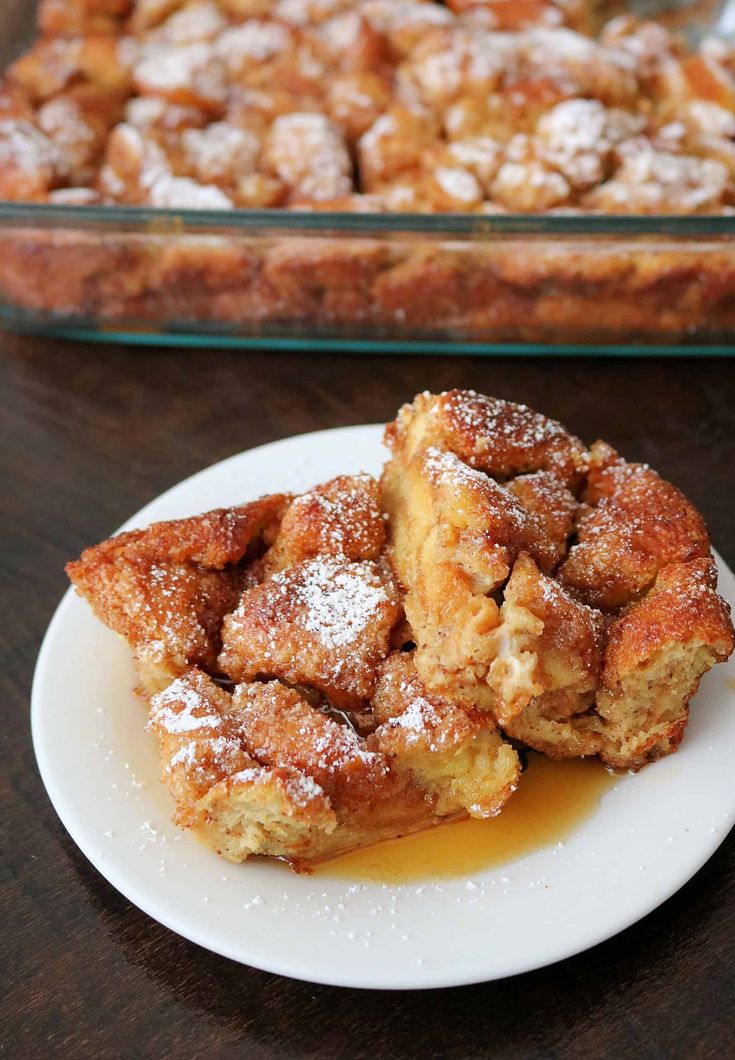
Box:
589;141;729;214
281;473;381;558
423;445;496;494
148;175;234;209
283;770;325;805
434;166;482;205
0;119;63;177
214;21;291;69
272;558;390;650
150;677;222;733
170;733;233;767
536;100;643;190
305;720;381;774
152;1;226;45
387;681;445;751
265;112;352;202
181;122;260;183
440;389;584;480
227;765;327;808
134;40;225;104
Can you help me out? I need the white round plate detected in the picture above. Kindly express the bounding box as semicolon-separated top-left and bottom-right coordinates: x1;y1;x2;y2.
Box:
32;425;735;990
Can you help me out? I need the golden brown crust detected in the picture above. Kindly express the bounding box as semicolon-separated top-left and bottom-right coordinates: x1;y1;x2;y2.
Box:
148;667;256;811
594;559;734;765
603;558;733;677
66;494;289;693
7;34;132;106
559;440;711;610
232;679;392;811
386;389;589;488
73;495;284;570
263;473;386;573
372;651;485;740
506;470;579;569
145;663;520;864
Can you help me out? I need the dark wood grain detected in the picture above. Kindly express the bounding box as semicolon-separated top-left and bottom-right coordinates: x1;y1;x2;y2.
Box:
2;333;734;1060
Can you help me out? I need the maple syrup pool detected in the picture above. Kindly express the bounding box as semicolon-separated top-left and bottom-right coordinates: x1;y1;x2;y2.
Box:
312;753;618;884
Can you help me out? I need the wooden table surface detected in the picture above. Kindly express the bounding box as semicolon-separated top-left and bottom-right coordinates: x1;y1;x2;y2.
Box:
2;334;734;1059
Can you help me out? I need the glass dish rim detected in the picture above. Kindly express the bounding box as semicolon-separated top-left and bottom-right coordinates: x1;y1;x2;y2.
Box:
2;201;735;236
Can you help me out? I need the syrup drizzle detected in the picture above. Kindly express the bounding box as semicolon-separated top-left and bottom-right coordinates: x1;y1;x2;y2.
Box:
314;753;618;884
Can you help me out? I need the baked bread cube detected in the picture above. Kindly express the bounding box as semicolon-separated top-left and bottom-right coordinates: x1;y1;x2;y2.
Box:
147;669;338;863
218;556;401;709
385;388;589;487
66;494;290;694
371;651;520;817
594;558;735;768
382;389;734;769
558;440;711;610
263;472;386;572
146;658;520;865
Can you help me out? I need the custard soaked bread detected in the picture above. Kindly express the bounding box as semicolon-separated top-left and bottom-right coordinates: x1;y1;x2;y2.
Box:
381;390;734;770
68;471;519;866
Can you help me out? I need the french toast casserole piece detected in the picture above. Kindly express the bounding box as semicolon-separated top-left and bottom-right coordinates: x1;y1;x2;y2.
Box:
381;389;734;771
67;393;733;867
2;2;735;341
67;470;520;866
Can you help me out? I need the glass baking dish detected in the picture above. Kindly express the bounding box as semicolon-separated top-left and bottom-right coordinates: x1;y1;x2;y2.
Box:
1;205;735;353
2;0;734;354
